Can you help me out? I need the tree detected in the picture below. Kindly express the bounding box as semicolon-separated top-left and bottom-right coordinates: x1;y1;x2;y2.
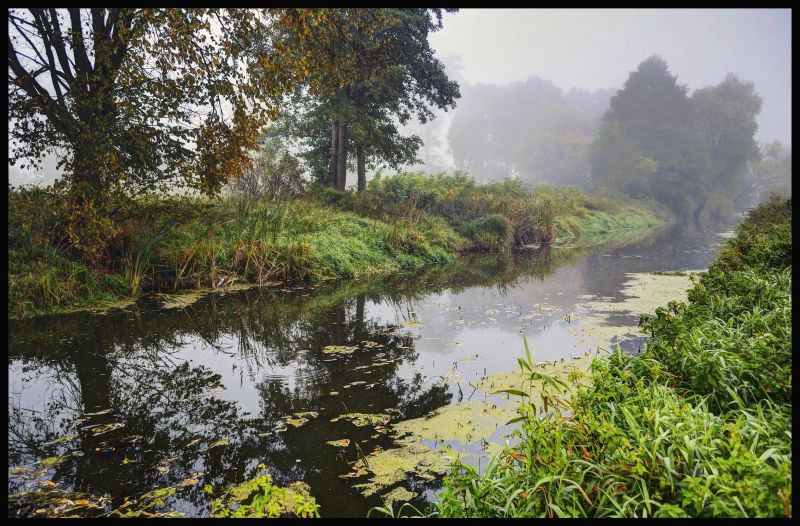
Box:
448;77;612;186
8;8;351;259
590;56;707;217
265;8;459;191
589;121;658;198
691;74;762;227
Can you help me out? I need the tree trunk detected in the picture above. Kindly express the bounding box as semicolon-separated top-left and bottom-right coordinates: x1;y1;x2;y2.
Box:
357;144;366;192
336;123;348;191
330;121;339;188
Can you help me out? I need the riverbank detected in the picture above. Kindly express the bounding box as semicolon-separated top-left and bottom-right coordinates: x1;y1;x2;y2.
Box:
8;174;667;319
424;197;792;518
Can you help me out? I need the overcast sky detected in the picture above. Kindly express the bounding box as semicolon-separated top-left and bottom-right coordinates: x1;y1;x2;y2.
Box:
430;8;791;145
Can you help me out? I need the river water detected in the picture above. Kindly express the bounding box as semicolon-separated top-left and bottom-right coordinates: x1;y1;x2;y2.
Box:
7;224;729;517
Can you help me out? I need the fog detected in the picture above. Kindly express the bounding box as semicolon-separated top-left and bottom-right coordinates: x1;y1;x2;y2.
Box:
430;8;791;145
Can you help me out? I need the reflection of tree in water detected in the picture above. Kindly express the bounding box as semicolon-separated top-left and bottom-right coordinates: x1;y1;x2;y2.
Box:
8;288;453;516
9;242;612;517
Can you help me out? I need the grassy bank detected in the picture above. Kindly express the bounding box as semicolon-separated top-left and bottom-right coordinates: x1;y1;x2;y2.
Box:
8;173;665;319
423;197;791;518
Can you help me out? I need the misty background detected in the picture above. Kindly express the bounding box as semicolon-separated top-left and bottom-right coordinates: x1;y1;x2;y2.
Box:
8;8;791;190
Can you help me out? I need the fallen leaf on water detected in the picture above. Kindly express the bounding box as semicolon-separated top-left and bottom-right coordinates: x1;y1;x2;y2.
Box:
207;439;229;449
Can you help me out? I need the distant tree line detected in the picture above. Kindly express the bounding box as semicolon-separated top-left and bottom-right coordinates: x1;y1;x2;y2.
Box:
442;56;789;228
446;78;614;187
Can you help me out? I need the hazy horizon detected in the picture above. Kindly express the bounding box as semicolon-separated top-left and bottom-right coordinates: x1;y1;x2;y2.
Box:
430;8;791;145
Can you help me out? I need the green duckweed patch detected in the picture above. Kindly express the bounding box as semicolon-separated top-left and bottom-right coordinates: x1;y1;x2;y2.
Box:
159;290;208;309
567;270;704;350
351;438;452;497
393;402;517;444
208;468;319;518
381;486;416;507
332;412;392;427
283;411;319;428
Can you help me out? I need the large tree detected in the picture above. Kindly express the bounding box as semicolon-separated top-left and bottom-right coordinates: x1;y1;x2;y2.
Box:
264;8;459;191
591;56;712;218
8;8;355;258
691;74;762;227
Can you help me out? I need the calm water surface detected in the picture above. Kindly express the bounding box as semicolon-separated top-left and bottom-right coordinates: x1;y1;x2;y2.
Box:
7;224;729;517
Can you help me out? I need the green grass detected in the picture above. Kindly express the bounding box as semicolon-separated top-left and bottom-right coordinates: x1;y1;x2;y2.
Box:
8;173;666;319
413;197;791;518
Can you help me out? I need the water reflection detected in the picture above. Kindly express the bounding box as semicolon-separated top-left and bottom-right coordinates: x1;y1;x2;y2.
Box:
8;224;726;517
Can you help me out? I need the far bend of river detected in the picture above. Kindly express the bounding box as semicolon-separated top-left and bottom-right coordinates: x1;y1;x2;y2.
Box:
8;224;731;517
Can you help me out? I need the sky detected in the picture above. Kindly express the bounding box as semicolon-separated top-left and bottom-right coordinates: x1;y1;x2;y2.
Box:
429;8;792;145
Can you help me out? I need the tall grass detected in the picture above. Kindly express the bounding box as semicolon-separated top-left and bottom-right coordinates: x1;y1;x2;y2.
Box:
8;173;665;318
419;197;792;518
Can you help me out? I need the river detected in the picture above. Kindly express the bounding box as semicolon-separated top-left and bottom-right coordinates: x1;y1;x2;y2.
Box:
7;224;731;517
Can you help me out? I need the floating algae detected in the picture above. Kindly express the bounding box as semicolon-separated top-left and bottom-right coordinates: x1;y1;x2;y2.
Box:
350;437;451;497
381;486;416;507
332;413;392;427
393;402;517;444
577;271;702;318
159;283;263;310
283;411;319;428
91;298;136;314
160;290;208;310
567;316;638;349
568;270;704;351
477;356;594;398
345;402;519;497
37;455;68;468
114;487;180;517
9;486;112;518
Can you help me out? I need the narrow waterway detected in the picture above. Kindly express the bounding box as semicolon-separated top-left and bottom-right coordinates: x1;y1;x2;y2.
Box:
8;224;730;517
